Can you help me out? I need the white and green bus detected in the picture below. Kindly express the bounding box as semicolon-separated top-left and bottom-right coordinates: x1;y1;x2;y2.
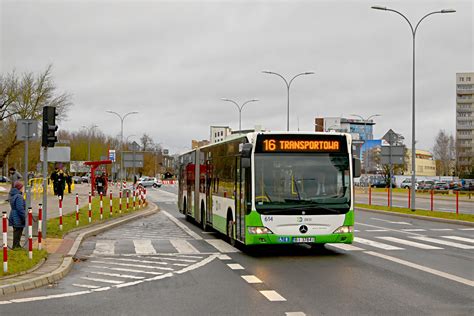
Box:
178;131;360;246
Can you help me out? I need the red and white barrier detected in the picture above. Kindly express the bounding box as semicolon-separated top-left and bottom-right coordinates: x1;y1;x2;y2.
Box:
100;193;103;220
88;192;92;223
162;180;176;185
75;193;79;226
109;191;113;216
38;204;43;250
132;190;136;211
144;188;147;206
2;211;7;273
126;191;130;210
138;189;141;209
59;196;63;231
28;208;33;259
119;191;122;214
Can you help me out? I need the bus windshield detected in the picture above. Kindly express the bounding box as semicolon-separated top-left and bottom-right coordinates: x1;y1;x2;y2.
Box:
254;153;351;215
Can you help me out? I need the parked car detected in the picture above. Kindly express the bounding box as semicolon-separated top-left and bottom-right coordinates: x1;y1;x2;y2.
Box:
371;180;388;188
0;176;10;183
401;178;418;189
418;180;435;190
81;173;90;183
137;176;162;188
433;181;449;190
72;176;83;184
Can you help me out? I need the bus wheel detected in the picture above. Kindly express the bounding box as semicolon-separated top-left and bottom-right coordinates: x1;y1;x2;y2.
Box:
226;213;235;246
201;204;209;232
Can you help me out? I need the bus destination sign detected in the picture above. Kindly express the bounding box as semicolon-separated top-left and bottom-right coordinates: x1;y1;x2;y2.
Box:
255;134;346;153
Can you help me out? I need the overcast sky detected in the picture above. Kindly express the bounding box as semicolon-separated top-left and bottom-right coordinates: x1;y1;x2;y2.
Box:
1;0;472;154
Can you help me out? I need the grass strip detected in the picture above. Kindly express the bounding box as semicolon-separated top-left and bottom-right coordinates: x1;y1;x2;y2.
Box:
0;249;48;277
356;203;474;223
46;195;146;238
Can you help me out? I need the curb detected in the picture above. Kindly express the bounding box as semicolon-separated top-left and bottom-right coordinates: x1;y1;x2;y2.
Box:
356;207;474;227
0;203;159;296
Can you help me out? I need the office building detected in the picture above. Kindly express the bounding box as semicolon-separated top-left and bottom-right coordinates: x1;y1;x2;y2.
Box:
456;72;473;176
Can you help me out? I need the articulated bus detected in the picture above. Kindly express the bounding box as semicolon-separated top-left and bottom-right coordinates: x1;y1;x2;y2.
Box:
178;131;361;247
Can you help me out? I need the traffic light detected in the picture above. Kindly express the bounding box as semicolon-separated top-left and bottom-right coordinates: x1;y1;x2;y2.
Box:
42;106;58;147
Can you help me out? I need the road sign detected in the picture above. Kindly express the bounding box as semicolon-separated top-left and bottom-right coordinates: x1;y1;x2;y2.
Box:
123;152;144;168
381;156;404;165
381;146;405;156
16;119;38;141
108;149;116;162
130;141;140;151
40;147;71;162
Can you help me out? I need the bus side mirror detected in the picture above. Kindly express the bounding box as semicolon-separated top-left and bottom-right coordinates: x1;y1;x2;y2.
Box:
353;157;361;178
240;143;252;158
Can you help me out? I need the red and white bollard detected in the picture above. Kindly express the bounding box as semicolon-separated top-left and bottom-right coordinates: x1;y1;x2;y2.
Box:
75;193;79;226
100;193;103;220
369;186;372;206
38;204;43;250
28;208;33;259
109;191;113;216
144;188;147;206
132;190;136;211
119;191;122;214
430;189;434;211
408;189;411;209
456;190;459;215
138;189;141;209
2;211;7;273
59;196;63;231
126;191;130;210
88;192;92;223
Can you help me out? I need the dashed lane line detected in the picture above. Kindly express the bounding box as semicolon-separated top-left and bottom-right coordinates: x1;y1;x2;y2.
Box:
259;290;287;302
286;313;306;316
241;275;263;284
441;236;474;244
227;263;244;270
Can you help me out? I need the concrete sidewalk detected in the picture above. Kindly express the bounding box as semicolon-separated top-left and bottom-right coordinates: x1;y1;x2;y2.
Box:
0;202;158;296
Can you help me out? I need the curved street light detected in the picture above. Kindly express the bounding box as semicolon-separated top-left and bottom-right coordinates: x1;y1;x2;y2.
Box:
221;98;259;132
82;124;98;161
106;110;138;186
349;114;381;141
262;71;314;131
371;5;455;211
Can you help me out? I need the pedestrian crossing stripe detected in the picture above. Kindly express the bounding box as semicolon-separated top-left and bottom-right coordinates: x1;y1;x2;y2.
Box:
376;237;443;250
354;237;404;250
441;236;474;244
411;236;474;249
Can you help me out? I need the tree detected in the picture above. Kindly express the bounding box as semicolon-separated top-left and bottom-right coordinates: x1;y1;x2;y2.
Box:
140;133;154;152
433;130;455;176
0;65;72;171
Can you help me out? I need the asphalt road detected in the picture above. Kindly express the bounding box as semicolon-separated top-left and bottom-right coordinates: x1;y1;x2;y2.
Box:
1;184;472;315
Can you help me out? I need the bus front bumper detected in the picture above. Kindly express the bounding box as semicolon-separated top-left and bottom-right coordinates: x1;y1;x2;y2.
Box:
245;233;353;245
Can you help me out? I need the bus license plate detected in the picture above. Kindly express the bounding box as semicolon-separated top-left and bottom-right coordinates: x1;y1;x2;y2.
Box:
293;237;314;243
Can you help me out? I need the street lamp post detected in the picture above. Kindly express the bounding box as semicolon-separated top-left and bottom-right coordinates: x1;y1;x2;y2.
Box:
106;111;138;189
371;5;455;211
221;98;259;132
82;124;98;161
262;71;314;131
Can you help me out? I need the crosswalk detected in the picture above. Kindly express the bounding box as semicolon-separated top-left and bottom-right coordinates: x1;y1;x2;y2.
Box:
329;234;474;252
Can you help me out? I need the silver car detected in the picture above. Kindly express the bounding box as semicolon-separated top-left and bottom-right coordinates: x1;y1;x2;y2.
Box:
137;176;162;188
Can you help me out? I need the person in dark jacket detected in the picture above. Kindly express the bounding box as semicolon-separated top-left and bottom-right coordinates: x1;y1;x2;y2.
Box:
65;170;72;194
8;181;25;249
9;167;22;188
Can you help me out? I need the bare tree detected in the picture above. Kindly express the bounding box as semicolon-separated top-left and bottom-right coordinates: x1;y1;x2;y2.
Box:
433;130;454;176
140;133;154;151
0;65;72;170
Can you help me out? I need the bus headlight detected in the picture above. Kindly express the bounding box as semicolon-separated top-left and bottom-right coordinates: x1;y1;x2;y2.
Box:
248;227;273;234
333;226;354;234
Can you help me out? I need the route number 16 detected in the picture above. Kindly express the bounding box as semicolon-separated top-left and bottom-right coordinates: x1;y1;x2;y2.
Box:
263;139;276;151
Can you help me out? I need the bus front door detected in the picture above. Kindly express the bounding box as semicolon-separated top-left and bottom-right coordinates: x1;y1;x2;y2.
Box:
235;157;245;242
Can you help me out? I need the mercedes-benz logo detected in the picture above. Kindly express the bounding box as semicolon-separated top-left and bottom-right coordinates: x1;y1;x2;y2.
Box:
299;225;308;234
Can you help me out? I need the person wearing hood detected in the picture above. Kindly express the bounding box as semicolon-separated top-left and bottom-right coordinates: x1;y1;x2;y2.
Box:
8;181;26;249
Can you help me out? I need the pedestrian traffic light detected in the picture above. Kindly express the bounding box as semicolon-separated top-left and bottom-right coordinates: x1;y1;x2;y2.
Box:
42;106;58;147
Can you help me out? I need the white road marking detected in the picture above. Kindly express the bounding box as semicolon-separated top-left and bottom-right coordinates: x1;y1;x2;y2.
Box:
356;222;424;236
410;236;474;249
371;218;412;225
85;270;145;279
93;240;115;255
90;260;174;271
285;313;306;316
89;265;163;275
80;277;124;284
9;291;91;303
441;236;474;244
218;254;231;260
227;263;244;270
365;229;388;232
97;257;188;267
365;251;474;287
72;284;101;289
161;210;203;240
241;275;263;284
133;240;157;254
145;256;197;263
327;243;365;251
205;239;239;253
259;290;287;301
430;228;453;231
402;229;426;232
354;237;404;250
170;239;200;254
459;228;474;231
377;237;443;249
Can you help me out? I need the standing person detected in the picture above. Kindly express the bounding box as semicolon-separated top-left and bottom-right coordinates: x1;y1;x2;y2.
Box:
8;167;22;188
56;169;66;200
50;167;59;196
65;170;72;194
96;172;105;195
8;181;26;249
